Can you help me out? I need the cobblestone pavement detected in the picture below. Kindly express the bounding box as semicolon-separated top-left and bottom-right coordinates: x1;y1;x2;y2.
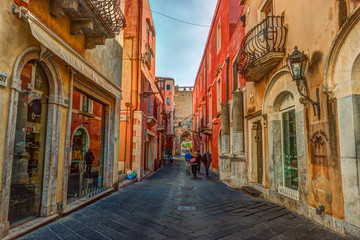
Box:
20;158;347;240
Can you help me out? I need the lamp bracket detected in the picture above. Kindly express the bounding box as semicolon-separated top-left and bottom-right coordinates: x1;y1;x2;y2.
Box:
296;78;320;120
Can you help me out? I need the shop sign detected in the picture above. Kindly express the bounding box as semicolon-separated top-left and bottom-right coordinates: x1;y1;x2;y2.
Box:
0;70;8;87
309;122;334;166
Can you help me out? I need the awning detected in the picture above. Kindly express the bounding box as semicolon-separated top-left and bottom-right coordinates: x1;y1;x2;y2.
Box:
25;10;121;97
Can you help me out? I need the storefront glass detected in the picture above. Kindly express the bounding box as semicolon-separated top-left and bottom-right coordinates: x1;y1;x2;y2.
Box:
9;62;48;225
282;109;298;191
67;90;105;201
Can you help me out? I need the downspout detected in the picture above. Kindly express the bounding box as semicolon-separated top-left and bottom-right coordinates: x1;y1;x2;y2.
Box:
204;49;207;151
129;0;143;170
225;57;230;103
124;36;134;171
62;66;75;210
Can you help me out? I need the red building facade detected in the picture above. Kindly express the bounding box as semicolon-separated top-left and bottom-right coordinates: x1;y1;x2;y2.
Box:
192;0;244;173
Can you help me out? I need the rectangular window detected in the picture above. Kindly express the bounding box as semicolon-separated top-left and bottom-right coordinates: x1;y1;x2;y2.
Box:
217;79;221;112
209;93;212;123
68;90;105;201
217;21;221;51
282;109;298;191
233;56;239;91
166;84;171;91
208;48;211;72
80;94;94;114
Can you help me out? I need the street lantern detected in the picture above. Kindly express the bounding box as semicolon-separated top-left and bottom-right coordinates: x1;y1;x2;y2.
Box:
157;79;165;89
286;46;321;120
286;46;308;80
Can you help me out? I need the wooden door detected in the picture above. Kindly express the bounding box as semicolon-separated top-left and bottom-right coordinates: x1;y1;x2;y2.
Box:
255;122;263;183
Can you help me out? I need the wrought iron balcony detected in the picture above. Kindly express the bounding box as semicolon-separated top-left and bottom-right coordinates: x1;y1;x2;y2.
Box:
238;16;286;82
50;0;126;49
90;0;126;36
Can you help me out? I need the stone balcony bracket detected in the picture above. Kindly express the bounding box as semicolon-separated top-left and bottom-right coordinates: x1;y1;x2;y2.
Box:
146;116;157;126
50;0;126;49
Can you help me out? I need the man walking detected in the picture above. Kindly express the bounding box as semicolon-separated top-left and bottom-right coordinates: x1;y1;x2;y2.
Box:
184;150;192;175
204;150;212;177
84;148;95;174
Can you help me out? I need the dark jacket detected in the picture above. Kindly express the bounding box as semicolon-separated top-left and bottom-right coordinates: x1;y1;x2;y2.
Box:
204;152;212;164
84;151;95;164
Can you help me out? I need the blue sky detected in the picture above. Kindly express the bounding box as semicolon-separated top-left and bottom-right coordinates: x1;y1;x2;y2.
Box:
149;0;218;86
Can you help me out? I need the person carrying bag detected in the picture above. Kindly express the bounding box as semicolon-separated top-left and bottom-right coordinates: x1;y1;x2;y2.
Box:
190;152;200;179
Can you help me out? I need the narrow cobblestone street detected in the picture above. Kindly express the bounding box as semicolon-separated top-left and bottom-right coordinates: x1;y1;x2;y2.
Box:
20;159;346;240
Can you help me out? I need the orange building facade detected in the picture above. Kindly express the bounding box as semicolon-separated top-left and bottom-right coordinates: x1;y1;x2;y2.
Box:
192;0;244;175
120;0;166;180
193;0;360;237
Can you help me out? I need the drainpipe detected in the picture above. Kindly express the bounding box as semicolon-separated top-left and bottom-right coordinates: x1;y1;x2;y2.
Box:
124;36;134;172
204;49;208;150
225;57;230;103
129;0;143;171
62;66;75;210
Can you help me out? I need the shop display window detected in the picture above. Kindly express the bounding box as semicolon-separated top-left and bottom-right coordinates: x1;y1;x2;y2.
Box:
67;90;105;201
9;62;48;225
282;109;298;191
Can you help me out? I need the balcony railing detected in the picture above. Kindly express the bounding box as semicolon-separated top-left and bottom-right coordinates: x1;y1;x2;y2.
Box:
90;0;126;36
50;0;126;49
238;16;286;81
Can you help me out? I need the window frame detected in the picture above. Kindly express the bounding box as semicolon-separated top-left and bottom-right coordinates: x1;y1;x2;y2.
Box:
217;20;221;52
280;107;298;192
216;78;221;113
232;54;239;91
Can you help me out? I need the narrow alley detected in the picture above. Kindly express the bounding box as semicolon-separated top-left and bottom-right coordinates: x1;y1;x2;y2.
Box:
20;158;345;240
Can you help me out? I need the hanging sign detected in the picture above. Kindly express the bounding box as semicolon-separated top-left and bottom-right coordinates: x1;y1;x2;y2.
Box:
0;70;8;88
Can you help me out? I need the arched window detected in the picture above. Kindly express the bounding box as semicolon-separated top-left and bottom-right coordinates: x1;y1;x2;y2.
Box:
166;97;170;105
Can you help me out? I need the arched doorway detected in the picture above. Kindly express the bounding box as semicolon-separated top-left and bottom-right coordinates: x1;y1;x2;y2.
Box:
262;69;305;201
67;127;90;200
180;131;192;154
323;7;360;228
8;61;49;225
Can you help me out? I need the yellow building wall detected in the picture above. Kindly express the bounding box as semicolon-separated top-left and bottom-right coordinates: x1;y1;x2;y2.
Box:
243;0;345;220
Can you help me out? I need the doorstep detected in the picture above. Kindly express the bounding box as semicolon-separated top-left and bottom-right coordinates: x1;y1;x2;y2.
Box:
62;188;114;215
242;186;263;197
4;214;59;240
118;178;137;190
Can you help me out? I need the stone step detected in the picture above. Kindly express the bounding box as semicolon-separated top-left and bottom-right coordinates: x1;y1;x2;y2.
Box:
242;186;262;197
118;179;137;190
118;174;127;181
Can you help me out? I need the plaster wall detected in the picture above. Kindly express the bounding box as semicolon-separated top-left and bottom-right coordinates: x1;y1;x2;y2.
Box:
0;0;123;236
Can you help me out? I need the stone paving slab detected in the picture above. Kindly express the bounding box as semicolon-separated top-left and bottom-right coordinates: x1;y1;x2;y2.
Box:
20;159;348;240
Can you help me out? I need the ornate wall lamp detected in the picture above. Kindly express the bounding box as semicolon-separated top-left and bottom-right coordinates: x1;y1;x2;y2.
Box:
157;79;165;90
140;91;159;98
286;46;320;120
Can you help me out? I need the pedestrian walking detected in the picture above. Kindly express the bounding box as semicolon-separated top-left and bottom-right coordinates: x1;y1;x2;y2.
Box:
84;148;95;174
204;150;212;177
197;151;201;174
190;152;201;179
184;150;192;175
169;154;173;164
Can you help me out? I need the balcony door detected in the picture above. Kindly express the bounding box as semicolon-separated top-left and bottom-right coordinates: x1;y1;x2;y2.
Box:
262;0;275;51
